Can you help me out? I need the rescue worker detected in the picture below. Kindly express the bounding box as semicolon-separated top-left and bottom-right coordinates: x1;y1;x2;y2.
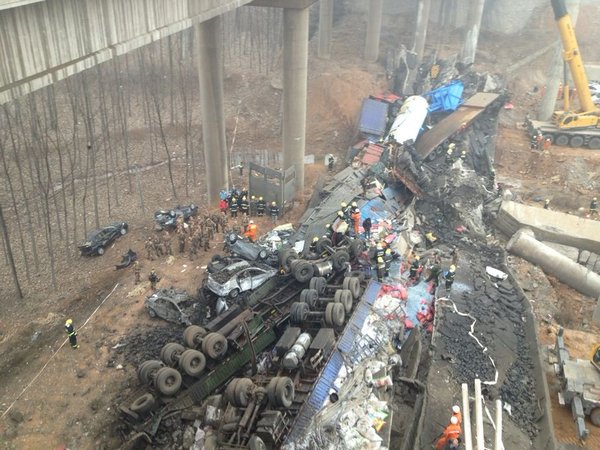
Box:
425;231;437;249
230;198;239;217
219;198;228;214
452;405;462;425
409;255;421;281
544;199;550;209
162;231;172;256
362;217;372;239
65;318;79;349
256;197;266;216
238;161;244;176
351;208;361;235
324;223;333;239
309;236;319;254
384;248;393;277
460;150;467;161
240;196;249;216
435;416;461;450
426;260;442;289
376;256;386;281
535;132;544;150
133;261;141;284
270;201;279;224
178;231;186;254
446;143;456;162
445;265;456;291
590;197;598;216
249;195;257;216
336;210;345;223
543;137;552;151
328;155;335;172
529;134;537;150
149;269;160;290
375;243;385;260
145;237;155;260
244;220;257;242
153;236;163;257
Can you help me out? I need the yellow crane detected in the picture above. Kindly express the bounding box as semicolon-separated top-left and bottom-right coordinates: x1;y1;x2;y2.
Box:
527;0;600;149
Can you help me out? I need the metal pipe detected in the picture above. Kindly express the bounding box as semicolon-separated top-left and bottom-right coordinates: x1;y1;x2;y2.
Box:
462;383;473;450
474;379;484;450
495;399;503;449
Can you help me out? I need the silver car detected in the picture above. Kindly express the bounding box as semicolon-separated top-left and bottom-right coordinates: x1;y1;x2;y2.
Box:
145;288;195;325
206;260;278;298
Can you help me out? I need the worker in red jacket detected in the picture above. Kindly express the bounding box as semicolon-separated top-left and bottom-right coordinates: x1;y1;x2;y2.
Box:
435;416;461;450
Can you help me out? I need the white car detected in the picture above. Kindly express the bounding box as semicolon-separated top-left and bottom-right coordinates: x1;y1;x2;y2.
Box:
206;260;278;298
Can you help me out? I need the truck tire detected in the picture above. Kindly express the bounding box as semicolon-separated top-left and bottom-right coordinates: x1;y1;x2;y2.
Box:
299;288;318;308
309;276;327;294
130;393;156;414
334;289;353;314
154;367;182;396
349;239;365;258
138;360;163;385
179;349;206;377
279;248;298;272
225;379;240;405
248;435;267;450
569;135;584;148
266;377;280;406
292;261;314;283
342;276;361;299
183;325;207;348
332;250;350;272
325;302;345;327
211;254;222;262
347;270;366;282
233;378;254;408
97;247;105;256
160;343;185;366
202;332;228;359
555;134;569;146
275;377;295;409
290;302;309;325
227;233;238;244
316;237;333;254
228;288;240;299
589;137;600;150
591;407;600;427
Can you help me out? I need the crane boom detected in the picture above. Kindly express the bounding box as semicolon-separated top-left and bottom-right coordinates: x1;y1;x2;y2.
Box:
551;0;597;113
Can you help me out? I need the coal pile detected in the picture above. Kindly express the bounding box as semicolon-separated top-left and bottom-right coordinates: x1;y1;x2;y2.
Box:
112;326;184;367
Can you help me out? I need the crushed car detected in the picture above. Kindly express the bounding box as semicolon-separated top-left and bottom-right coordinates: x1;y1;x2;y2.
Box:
144;288;199;325
78;221;128;256
224;232;271;261
154;204;198;230
206;260;278;298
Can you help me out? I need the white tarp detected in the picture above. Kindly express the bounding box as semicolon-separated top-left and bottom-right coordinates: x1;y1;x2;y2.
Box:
386;96;429;145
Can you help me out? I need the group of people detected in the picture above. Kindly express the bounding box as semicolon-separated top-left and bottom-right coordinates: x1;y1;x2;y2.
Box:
530;129;552;151
435;405;463;449
219;187;280;223
408;250;457;291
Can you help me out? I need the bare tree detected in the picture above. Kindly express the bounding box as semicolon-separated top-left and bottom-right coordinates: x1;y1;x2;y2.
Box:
0;204;23;299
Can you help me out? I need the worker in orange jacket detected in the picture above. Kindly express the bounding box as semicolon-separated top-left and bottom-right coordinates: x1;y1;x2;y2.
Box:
435;415;461;450
244;220;257;242
351;208;361;235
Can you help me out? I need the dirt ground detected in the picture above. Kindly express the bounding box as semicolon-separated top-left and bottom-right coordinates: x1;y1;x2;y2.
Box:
2;5;600;450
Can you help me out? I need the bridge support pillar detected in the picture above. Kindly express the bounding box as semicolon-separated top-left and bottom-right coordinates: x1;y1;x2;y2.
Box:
412;0;431;66
365;0;383;62
195;16;229;205
318;0;334;59
283;7;309;192
462;0;486;65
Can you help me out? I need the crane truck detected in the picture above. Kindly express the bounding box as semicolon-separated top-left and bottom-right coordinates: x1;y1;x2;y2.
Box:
526;0;600;149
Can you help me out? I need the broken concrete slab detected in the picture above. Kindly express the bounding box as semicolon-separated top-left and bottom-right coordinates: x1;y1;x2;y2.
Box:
496;201;600;254
541;241;579;262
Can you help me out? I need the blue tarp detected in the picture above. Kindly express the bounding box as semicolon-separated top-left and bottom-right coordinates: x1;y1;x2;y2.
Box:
358;98;389;139
425;81;464;113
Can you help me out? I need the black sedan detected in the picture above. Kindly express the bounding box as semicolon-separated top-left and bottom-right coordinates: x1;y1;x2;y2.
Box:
154;204;198;229
79;222;129;256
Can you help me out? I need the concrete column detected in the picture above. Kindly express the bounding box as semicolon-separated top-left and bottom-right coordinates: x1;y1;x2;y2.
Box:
283;7;309;192
538;0;581;121
195;17;229;205
412;0;432;65
318;0;334;59
462;0;486;65
365;0;383;62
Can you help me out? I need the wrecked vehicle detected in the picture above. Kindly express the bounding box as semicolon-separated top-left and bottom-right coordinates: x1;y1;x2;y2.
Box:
224;233;271;261
144;288;197;325
154;204;198;230
78;221;128;256
116;249;137;269
206;260;278;299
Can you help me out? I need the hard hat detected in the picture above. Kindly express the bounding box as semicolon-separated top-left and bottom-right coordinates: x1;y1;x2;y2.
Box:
354;208;360;213
249;220;254;224
377;257;384;263
450;265;456;272
341;202;347;208
461;150;466;155
242;196;247;200
66;319;73;325
232;197;237;201
351;201;357;207
545;199;549;202
450;416;458;425
449;143;455;149
337;211;344;217
385;249;392;254
313;236;319;242
251;195;256;200
259;197;263;201
594;197;597;201
325;223;331;229
272;201;276;205
447;148;453;155
415;255;420;260
452;405;460;413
